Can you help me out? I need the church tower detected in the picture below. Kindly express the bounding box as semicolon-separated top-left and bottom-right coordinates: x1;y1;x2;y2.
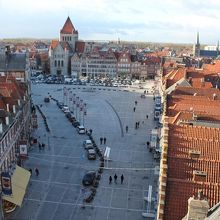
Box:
193;32;200;57
59;17;78;52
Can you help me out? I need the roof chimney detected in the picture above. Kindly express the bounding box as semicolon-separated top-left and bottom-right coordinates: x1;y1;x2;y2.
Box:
23;96;26;101
6;103;9;112
18;99;21;106
13;105;16;114
183;196;209;220
0;123;3;133
5;116;9;126
201;78;205;87
213;93;217;100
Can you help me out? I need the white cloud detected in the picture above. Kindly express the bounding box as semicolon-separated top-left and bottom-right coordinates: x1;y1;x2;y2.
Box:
0;0;220;43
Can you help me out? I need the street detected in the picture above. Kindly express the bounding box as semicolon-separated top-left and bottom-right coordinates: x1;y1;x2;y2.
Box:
7;82;159;220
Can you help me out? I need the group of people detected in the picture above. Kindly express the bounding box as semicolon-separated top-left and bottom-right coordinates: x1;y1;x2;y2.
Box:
38;142;45;151
109;174;124;184
100;137;107;145
29;168;39;176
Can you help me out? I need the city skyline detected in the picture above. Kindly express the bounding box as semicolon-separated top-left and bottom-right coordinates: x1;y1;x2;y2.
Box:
0;0;220;44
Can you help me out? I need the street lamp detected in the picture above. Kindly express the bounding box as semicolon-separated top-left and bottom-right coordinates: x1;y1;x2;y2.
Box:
76;97;79;121
72;94;76;115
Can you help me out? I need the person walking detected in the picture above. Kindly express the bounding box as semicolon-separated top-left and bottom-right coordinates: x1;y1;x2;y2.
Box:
109;176;112;184
133;107;136;112
35;168;39;176
126;125;128;133
114;174;117;183
100;137;103;145
120;174;124;184
42;143;45;150
146;115;148;119
137;121;140;128
135;122;138;129
38;143;41;151
103;137;106;145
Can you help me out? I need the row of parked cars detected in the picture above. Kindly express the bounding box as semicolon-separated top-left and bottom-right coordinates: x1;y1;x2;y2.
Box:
56;101;96;161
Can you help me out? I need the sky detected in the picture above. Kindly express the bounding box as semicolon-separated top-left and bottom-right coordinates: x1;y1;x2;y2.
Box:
0;0;220;44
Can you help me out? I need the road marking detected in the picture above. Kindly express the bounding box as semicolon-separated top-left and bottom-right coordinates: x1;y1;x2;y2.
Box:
24;198;146;212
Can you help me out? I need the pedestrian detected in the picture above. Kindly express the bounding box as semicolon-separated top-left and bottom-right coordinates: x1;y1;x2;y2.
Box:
38;143;41;151
103;137;106;145
133;107;136;112
29;168;32;176
146;115;148;119
35;168;39;176
137;121;140;128
109;176;112;184
114;174;117;183
120;174;124;184
100;137;103;145
126;125;128;133
135;101;137;105
89;129;93;135
42;143;45;150
135;122;138;129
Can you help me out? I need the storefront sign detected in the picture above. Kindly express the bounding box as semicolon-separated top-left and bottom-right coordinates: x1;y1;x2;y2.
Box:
1;172;12;195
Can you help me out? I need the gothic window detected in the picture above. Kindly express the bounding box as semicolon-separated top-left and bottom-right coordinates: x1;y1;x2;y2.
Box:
58;60;60;67
55;60;57;67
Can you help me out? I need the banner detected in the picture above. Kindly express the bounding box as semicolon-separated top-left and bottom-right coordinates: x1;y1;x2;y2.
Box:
1;172;12;195
19;140;28;158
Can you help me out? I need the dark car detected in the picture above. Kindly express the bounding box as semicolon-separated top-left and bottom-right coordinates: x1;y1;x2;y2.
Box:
72;121;80;127
82;171;96;186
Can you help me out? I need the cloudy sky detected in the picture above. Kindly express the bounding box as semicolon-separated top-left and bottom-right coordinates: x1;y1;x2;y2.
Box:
0;0;219;44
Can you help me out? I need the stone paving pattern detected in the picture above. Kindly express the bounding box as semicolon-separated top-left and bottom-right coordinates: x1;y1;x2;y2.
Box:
6;82;159;220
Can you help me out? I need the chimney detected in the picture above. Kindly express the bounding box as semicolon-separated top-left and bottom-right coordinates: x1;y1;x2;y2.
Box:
200;78;205;87
213;93;217;100
6;103;9;112
0;123;3;133
18;99;21;106
23;96;26;101
13;105;16;114
183;196;209;220
5;116;9;126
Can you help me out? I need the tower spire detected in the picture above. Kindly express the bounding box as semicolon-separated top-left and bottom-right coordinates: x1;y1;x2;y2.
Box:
196;32;200;45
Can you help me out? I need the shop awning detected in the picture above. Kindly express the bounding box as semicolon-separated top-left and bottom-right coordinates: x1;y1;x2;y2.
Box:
3;165;30;206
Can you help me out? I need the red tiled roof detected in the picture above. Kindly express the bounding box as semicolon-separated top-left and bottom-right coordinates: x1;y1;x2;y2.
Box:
60;17;77;34
75;41;85;53
50;40;59;50
164;124;220;220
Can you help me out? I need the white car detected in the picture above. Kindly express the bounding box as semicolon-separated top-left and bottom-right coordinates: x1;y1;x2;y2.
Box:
83;140;93;149
77;125;86;134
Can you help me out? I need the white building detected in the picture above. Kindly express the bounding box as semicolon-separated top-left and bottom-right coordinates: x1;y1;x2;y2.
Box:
49;17;78;76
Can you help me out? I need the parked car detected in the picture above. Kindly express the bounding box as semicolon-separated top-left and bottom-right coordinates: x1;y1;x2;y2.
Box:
44;97;50;103
82;171;96;186
72;121;80;127
87;149;96;160
77;125;86;134
83;140;93;149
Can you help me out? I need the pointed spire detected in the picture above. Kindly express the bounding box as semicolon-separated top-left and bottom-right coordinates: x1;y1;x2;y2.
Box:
196;32;200;45
60;17;77;34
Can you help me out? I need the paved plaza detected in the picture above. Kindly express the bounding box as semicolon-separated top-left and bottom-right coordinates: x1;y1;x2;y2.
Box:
6;81;159;220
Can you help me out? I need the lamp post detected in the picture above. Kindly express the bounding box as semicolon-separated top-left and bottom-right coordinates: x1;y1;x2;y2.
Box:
83;103;87;127
79;99;83;124
76;97;79;121
72;94;76;115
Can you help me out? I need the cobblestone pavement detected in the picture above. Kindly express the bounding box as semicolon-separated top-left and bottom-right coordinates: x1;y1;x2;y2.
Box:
6;82;159;220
